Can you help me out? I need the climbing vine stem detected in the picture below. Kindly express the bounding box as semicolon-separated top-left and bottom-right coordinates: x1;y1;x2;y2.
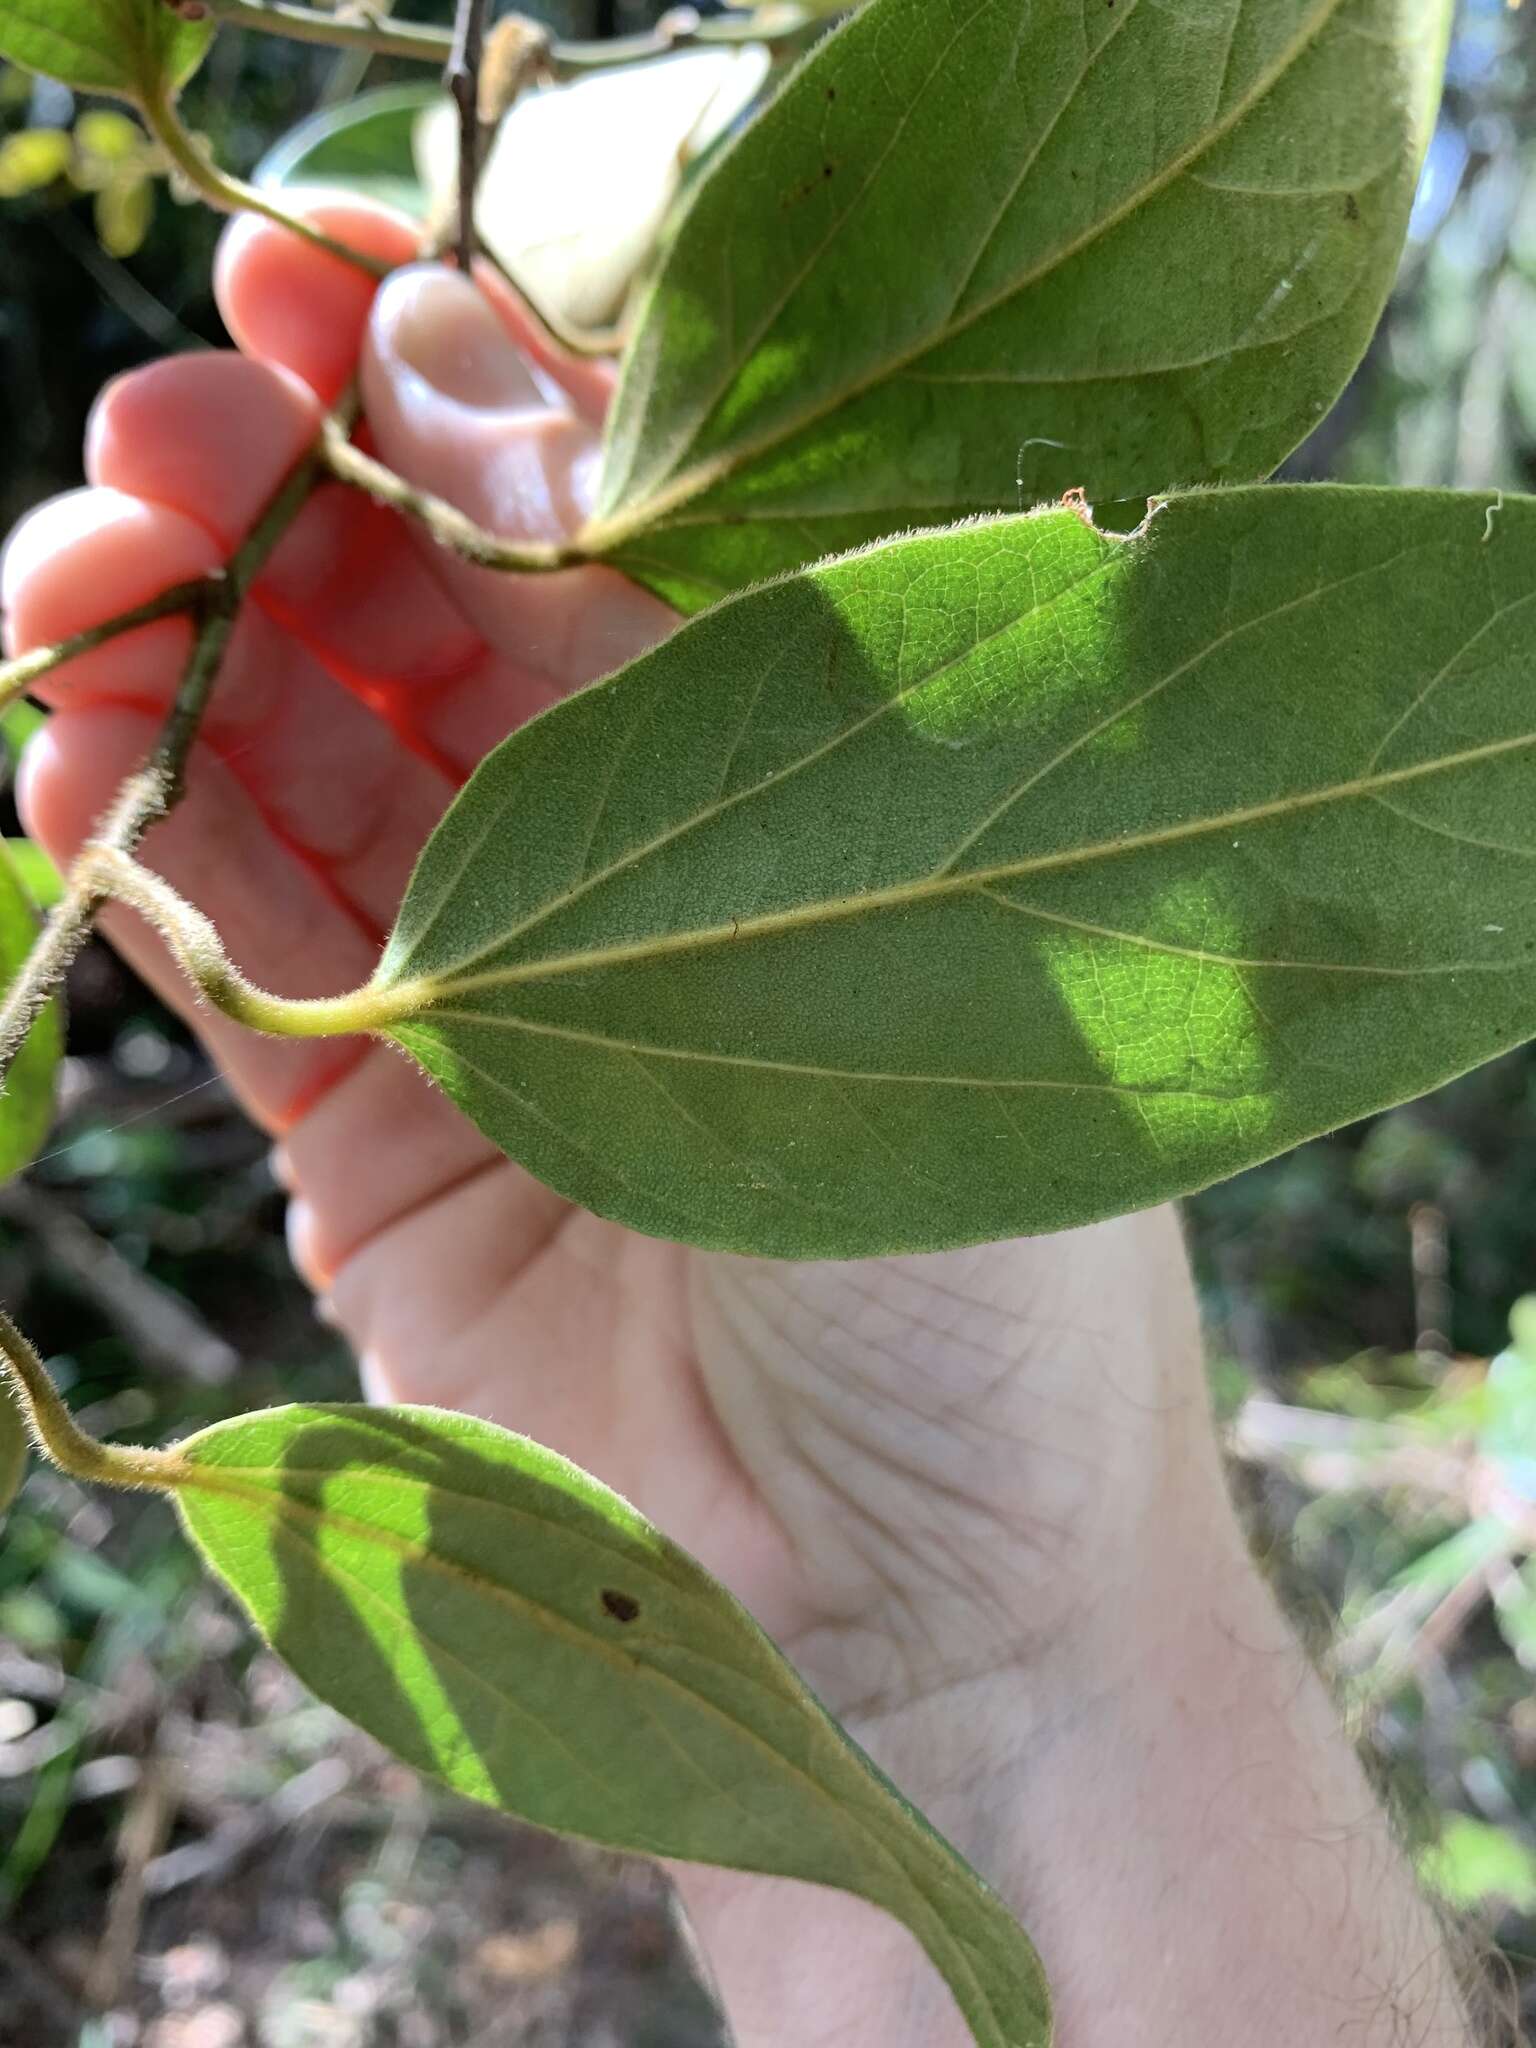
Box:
83;847;427;1040
0;1305;185;1492
191;0;828;77
141;78;390;279
0;576;215;714
0;430;326;1081
318;421;587;571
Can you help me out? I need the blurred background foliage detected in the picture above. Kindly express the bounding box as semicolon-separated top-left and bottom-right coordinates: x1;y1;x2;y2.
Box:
1;0;1536;2041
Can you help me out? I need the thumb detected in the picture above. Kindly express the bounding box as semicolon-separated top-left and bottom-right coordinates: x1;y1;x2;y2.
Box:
358;263;670;685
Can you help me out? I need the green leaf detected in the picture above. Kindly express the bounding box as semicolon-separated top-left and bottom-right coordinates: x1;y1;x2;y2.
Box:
0;1378;26;1522
375;486;1536;1259
0;843;60;1184
254;85;434;223
175;1403;1050;2048
1419;1814;1536;1915
1481;1300;1536;1501
591;0;1452;611
1;700;46;773
0;0;212;106
4;840;62;912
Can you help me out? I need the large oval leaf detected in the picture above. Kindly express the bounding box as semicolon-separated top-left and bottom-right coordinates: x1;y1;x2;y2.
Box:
175;1403;1050;2048
589;0;1452;610
373;486;1536;1259
0;842;61;1185
0;0;212;104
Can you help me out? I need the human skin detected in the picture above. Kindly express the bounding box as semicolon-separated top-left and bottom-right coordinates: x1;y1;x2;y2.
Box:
2;204;1476;2046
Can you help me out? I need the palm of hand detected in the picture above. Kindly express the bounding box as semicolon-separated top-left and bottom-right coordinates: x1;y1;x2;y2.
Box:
4;207;1207;1725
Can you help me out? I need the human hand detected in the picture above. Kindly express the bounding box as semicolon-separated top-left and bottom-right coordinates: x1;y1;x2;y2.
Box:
2;209;1469;2048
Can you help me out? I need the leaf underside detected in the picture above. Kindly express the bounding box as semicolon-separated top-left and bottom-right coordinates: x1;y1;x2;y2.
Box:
0;0;212;102
177;1403;1050;2048
378;487;1536;1260
594;0;1451;610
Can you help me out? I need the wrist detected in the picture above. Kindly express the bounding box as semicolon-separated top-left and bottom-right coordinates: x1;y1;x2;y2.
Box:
677;1483;1472;2048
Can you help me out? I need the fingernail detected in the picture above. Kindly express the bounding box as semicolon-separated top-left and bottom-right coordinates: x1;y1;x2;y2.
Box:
372;265;543;411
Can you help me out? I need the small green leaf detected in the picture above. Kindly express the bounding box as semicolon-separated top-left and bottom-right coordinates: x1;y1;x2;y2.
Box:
0;1378;27;1522
375;486;1536;1259
593;0;1453;609
1481;1301;1536;1501
4;840;62;912
0;0;212;106
0;842;60;1183
1;701;46;772
175;1403;1050;2048
1420;1814;1536;1915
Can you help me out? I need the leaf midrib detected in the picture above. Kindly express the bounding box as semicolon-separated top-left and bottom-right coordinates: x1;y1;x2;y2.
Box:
594;0;1362;541
401;529;1460;989
412;726;1536;1006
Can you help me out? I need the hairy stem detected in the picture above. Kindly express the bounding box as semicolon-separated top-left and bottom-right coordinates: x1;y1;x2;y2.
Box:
476;244;623;361
0;578;214;714
0;441;322;1079
195;0;828;75
319;422;585;571
0;1305;185;1491
84;848;426;1039
142;81;389;279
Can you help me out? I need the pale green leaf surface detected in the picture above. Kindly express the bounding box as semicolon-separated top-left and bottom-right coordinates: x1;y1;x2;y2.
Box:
0;843;60;1185
176;1403;1049;2048
376;487;1536;1260
1420;1814;1536;1914
0;1380;26;1522
593;0;1451;610
0;0;211;103
5;840;62;912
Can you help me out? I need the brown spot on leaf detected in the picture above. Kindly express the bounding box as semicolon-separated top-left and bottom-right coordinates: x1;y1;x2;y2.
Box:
601;1589;640;1624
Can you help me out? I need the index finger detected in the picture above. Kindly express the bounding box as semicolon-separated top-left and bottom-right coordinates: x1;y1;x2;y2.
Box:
215;197;420;403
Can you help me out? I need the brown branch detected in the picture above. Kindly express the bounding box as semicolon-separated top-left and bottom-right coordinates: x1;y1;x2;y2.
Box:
0;444;319;1080
447;0;492;277
0;577;214;712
